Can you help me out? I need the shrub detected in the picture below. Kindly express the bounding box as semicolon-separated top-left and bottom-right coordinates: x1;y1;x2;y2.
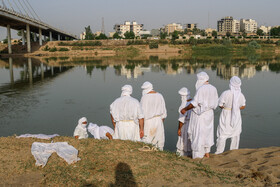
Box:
276;40;280;46
59;47;69;51
43;45;50;51
248;40;261;49
222;39;232;47
149;42;158;49
158;40;168;44
49;47;57;52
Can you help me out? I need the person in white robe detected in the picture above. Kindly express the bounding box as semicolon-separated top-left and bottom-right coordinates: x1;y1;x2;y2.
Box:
215;76;246;154
176;87;192;157
110;85;144;141
140;81;167;151
73;117;88;139
181;72;218;159
87;123;114;140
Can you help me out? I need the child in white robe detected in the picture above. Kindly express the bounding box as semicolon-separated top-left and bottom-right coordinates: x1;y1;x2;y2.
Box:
73;117;88;139
87;123;114;139
176;87;192;157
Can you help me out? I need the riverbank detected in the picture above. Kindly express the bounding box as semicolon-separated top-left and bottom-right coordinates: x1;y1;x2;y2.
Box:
0;137;279;186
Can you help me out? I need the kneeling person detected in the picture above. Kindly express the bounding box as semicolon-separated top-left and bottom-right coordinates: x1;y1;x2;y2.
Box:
88;123;114;140
74;117;89;139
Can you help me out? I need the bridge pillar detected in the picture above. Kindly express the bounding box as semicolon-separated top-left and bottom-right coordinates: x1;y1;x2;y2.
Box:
58;34;61;41
49;32;53;41
7;25;12;54
26;24;31;53
9;57;14;84
21;29;26;46
39;28;42;46
28;58;33;84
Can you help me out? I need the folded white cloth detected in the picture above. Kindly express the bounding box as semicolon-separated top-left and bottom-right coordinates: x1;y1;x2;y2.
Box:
31;142;80;167
17;134;59;140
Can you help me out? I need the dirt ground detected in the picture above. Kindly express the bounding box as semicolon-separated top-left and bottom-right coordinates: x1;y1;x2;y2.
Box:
0;136;279;186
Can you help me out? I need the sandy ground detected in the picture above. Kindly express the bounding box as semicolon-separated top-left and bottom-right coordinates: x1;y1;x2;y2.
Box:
0;136;279;186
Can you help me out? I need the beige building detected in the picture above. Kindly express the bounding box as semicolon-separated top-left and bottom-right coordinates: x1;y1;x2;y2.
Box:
259;25;271;35
205;28;217;36
164;23;183;35
186;23;197;30
217;16;240;34
240;19;257;33
114;21;144;37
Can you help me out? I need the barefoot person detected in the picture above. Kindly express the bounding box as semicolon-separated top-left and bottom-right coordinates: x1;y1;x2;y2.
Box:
110;85;144;141
87;123;114;140
215;76;246;154
176;87;193;157
181;72;218;159
141;81;167;151
74;117;89;139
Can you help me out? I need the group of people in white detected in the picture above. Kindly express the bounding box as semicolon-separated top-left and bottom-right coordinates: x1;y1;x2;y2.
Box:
74;71;246;159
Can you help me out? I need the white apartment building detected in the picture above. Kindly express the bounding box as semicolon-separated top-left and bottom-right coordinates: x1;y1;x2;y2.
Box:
217;16;240;34
240;19;257;33
232;20;240;33
259;25;271;35
114;21;144;37
164;23;183;35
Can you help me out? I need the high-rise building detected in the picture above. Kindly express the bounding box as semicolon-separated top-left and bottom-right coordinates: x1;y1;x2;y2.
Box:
114;21;144;37
240;19;257;33
217;16;240;34
186;23;197;30
164;23;183;35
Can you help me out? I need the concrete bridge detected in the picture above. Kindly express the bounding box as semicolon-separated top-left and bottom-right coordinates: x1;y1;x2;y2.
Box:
0;3;78;54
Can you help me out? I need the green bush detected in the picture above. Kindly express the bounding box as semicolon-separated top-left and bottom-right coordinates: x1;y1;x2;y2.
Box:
276;40;280;46
43;45;50;51
49;47;57;52
58;41;102;46
127;40;148;45
248;40;261;49
59;47;69;51
149;42;159;49
222;39;232;47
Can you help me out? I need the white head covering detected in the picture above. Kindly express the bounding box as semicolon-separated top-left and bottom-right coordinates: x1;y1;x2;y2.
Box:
78;117;87;129
178;87;190;113
195;72;209;90
87;123;100;139
230;76;242;128
141;81;153;96
121;85;133;96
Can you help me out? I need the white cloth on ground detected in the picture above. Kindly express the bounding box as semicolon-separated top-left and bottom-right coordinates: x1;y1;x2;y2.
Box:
216;77;246;154
16;134;59;140
110;88;144;141
73;117;88;139
141;90;167;150
188;76;218;159
31;142;80;167
87;123;114;139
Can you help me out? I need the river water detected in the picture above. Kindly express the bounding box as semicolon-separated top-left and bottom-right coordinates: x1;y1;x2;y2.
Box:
0;55;280;152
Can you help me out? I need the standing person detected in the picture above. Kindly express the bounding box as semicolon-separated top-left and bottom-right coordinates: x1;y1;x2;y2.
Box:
110;85;144;141
215;76;246;154
181;72;218;159
140;81;167;151
176;87;193;157
74;117;89;139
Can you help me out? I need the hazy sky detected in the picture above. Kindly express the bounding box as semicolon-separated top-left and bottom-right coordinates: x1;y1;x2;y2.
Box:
1;0;279;40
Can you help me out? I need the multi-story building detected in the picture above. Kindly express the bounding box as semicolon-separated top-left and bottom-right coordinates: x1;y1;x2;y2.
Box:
240;19;257;33
114;21;144;37
186;23;197;30
217;16;241;34
259;25;271;35
164;23;183;35
80;32;86;40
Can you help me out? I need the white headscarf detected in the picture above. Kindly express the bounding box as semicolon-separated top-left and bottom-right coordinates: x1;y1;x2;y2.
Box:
121;85;133;96
78;117;87;129
178;87;190;113
195;72;209;90
141;81;153;96
87;123;100;139
230;76;242;128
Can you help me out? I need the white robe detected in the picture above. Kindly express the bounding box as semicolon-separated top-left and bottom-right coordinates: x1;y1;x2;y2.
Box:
88;125;114;140
176;100;192;156
188;84;218;159
110;95;144;141
216;90;246;154
141;92;167;150
73;124;88;139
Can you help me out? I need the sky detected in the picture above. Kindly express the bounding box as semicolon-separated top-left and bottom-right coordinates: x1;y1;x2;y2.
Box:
1;0;280;40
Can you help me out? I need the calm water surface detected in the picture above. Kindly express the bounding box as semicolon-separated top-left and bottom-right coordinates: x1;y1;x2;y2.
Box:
0;56;280;152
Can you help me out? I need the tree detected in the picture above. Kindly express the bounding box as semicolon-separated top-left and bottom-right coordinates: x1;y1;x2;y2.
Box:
171;31;179;41
113;32;121;39
160;32;167;39
226;31;231;38
256;29;264;36
2;37;8;44
124;31;135;39
95;33;108;40
212;30;218;38
270;26;280;36
85;26;95;40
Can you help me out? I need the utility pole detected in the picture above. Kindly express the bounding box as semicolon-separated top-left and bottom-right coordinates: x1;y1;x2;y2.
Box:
101;17;105;34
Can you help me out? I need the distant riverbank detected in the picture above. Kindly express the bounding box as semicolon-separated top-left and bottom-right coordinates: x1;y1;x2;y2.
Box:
0;136;279;186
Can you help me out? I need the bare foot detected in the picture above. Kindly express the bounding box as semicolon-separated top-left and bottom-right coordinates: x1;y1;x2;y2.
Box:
204;153;210;158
